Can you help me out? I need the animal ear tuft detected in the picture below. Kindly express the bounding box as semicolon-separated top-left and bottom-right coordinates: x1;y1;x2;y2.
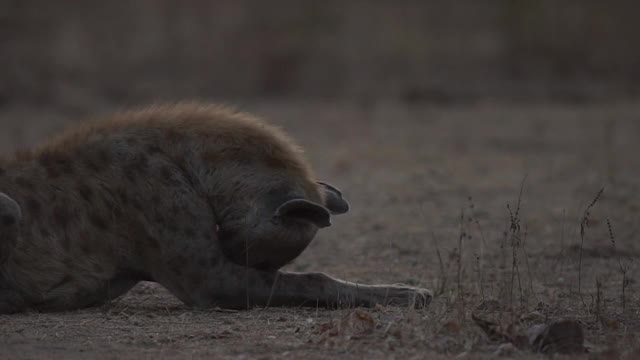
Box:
317;182;350;215
274;199;331;228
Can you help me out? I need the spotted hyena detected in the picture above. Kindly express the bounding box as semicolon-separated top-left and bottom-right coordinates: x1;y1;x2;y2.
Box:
0;103;432;313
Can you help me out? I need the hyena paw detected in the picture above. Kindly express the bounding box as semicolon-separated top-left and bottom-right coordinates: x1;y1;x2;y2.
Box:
374;285;433;309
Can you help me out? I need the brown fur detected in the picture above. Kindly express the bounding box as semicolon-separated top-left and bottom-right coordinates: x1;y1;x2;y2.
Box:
0;103;431;313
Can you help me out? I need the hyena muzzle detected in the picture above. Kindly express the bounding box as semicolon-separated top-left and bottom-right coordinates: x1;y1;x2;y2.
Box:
0;103;432;313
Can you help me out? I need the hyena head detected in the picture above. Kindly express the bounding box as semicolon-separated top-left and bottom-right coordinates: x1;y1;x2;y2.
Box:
218;179;349;271
0;192;22;264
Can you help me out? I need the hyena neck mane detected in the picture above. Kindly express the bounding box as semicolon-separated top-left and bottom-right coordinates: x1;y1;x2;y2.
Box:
5;102;323;199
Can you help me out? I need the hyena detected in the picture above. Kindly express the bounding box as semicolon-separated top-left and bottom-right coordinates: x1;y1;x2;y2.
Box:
0;103;432;313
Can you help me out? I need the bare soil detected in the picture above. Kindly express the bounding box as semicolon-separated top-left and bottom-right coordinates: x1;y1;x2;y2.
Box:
1;101;639;359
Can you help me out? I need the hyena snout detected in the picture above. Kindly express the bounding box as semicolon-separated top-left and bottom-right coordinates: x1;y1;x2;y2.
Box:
0;192;22;264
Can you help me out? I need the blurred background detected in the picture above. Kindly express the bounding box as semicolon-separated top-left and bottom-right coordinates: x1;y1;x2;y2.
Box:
1;0;639;109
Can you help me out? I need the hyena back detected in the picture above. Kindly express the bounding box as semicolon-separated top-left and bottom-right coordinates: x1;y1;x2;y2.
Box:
0;103;431;313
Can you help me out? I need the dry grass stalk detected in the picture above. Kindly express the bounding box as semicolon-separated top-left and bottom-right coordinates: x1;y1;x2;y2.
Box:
506;176;526;312
593;277;604;327
456;208;466;316
607;219;629;311
578;187;604;307
433;233;448;297
467;196;487;301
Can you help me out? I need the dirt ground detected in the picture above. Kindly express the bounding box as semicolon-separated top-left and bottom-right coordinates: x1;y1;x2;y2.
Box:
1;101;639;359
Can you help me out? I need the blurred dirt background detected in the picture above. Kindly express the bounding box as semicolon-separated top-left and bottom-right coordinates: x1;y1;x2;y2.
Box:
1;1;640;359
2;0;640;105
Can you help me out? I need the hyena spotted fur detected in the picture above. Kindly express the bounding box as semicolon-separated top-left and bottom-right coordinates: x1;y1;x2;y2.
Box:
0;103;431;313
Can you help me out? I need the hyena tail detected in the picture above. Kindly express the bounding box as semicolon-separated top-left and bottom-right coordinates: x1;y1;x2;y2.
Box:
0;193;22;264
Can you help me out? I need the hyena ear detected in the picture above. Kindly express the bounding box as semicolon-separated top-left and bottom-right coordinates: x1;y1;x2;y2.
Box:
274;199;331;228
317;181;350;215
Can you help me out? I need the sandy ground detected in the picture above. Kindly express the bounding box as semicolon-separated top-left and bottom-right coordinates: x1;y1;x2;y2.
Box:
1;101;639;359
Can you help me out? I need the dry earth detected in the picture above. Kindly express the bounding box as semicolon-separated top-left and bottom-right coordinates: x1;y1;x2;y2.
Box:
1;101;639;359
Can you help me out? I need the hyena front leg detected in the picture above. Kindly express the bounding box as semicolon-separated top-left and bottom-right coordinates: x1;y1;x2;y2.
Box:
218;269;434;309
157;257;432;309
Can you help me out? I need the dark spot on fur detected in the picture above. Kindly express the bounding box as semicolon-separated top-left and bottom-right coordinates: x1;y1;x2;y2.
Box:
77;183;93;202
60;235;72;251
0;167;5;176
125;137;138;146
129;226;158;258
264;155;288;170
146;144;162;154
51;274;74;290
39;151;74;178
46;167;61;178
133;154;149;170
202;150;220;163
89;213;109;230
183;227;196;238
164;129;185;143
79;239;92;254
14;176;35;190
146;235;159;248
217;147;242;162
116;189;129;205
159;165;176;184
76;230;95;254
123;169;137;184
25;197;41;216
123;154;149;183
92;263;105;273
132;198;144;211
82;156;99;172
1;215;16;226
82;148;112;172
168;255;188;275
166;222;179;234
197;257;208;268
97;148;111;165
209;256;220;267
53;206;71;227
38;152;58;167
40;228;51;238
170;203;180;214
185;269;205;289
152;213;162;224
